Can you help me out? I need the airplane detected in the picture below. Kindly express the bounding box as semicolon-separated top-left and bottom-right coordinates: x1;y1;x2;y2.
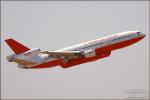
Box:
5;31;145;69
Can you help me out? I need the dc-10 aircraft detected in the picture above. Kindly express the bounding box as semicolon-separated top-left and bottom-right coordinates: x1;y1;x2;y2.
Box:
5;31;145;69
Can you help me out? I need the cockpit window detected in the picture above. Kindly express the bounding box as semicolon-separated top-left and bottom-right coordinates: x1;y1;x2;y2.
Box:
137;32;141;34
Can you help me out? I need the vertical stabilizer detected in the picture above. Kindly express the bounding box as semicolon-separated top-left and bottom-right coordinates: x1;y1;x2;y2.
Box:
5;39;30;54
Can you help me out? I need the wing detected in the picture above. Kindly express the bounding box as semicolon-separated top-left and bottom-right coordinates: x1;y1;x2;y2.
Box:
13;59;37;65
41;51;83;63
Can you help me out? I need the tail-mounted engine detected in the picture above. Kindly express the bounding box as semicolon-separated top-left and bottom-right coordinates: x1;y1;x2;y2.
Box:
7;48;41;62
23;48;41;58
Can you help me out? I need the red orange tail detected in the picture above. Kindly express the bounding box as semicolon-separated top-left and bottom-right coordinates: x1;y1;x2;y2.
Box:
5;39;30;54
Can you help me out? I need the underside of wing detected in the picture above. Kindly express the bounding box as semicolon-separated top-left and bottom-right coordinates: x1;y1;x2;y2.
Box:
13;59;37;65
41;51;83;63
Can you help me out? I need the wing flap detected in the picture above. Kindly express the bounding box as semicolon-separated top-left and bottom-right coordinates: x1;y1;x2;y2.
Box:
41;51;82;57
41;51;83;63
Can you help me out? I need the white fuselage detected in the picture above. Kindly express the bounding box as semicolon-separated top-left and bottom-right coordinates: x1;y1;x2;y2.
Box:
55;31;143;51
9;31;145;68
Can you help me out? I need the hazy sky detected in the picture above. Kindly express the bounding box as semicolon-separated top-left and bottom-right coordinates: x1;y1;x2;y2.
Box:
1;1;149;99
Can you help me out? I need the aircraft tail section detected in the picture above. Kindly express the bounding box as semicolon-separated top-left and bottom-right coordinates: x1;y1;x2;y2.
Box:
5;38;30;54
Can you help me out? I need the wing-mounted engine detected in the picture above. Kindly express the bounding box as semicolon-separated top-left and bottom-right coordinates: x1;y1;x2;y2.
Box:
60;50;111;68
83;49;96;58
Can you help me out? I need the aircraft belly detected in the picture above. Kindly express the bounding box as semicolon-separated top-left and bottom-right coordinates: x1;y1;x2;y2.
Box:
60;51;111;68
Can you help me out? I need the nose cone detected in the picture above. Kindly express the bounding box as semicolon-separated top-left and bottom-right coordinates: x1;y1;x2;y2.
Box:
139;34;146;41
137;32;145;37
141;34;146;37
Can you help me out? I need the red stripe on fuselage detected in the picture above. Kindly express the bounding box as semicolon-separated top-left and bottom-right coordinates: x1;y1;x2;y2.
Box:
96;35;145;53
31;36;145;69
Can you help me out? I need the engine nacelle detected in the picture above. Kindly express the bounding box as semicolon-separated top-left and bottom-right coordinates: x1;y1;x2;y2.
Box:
23;48;41;58
83;49;96;58
7;48;41;62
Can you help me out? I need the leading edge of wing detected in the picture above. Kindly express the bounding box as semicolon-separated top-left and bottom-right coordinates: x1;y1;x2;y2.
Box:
41;51;82;57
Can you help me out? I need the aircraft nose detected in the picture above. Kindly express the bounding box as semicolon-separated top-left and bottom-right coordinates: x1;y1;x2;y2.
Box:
141;34;146;37
137;32;145;37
